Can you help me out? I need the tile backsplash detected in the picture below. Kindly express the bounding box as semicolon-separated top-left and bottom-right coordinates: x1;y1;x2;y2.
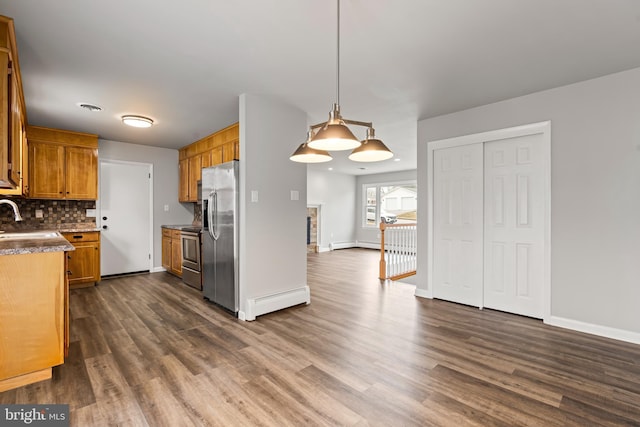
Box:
0;198;96;230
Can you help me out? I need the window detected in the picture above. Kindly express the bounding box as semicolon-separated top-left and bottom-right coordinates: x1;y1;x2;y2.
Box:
363;181;417;227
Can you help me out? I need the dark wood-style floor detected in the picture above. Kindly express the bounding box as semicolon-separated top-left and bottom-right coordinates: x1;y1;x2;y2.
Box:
2;249;640;426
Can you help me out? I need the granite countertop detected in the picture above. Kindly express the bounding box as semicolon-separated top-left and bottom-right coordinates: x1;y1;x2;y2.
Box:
162;224;202;231
0;231;75;256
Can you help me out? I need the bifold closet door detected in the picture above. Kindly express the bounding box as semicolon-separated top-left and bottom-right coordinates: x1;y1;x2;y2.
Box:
483;134;545;318
433;143;484;307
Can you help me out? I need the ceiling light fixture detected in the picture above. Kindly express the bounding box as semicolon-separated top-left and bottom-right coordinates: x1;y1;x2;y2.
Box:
122;115;153;128
289;131;333;163
290;0;392;163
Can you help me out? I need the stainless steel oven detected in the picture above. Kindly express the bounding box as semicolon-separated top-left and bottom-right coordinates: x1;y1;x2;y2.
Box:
181;229;202;290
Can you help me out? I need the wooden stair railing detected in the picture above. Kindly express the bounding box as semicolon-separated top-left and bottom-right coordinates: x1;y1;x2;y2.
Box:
379;221;417;281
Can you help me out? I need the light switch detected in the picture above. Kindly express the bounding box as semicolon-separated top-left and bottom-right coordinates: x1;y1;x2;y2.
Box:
290;190;299;201
86;209;96;217
251;190;259;203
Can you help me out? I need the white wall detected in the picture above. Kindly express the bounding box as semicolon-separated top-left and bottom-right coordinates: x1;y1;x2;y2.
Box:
239;94;308;319
417;67;640;339
307;169;356;251
98;139;192;270
355;170;417;246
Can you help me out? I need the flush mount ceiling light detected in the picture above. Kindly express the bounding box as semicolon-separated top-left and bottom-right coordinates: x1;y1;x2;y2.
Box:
289;131;333;163
290;0;393;163
122;115;153;128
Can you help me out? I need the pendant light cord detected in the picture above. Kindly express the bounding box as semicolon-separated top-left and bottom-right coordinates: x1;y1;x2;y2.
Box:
336;0;340;106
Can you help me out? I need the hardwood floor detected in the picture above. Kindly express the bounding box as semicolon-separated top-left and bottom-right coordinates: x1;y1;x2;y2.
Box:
2;248;640;426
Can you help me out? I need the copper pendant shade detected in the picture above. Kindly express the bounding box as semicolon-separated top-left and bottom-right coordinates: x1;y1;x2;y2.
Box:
290;131;333;163
348;128;393;162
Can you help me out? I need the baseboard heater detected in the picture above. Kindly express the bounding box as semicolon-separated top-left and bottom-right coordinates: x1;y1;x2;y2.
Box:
241;285;310;321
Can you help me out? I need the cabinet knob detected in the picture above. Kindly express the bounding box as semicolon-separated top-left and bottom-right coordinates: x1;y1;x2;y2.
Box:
102;225;108;230
67;270;72;275
67;255;71;259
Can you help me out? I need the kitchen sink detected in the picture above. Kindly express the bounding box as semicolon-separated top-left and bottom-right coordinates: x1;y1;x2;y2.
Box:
0;231;61;240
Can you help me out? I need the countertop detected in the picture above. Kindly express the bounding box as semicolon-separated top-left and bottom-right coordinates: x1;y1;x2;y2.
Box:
162;224;202;232
0;231;75;256
0;223;99;255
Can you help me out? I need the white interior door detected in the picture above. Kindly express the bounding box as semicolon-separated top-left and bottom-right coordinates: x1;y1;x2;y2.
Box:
99;161;151;276
432;144;484;307
484;134;545;318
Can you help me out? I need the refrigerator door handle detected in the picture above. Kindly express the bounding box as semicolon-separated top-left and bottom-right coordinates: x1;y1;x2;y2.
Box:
212;191;220;241
207;190;216;240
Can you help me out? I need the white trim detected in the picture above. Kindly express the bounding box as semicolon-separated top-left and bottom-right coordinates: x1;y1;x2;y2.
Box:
317;246;331;253
151;267;166;273
98;159;154;273
414;288;431;299
355;241;379;250
426;121;551;319
546;316;640;345
330;241;357;250
240;285;311;321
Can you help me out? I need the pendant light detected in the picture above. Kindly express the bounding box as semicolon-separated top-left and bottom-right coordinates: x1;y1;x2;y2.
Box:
290;131;333;163
348;128;394;162
290;0;393;163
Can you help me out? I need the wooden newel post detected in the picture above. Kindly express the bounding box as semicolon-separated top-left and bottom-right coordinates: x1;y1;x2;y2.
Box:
379;221;386;280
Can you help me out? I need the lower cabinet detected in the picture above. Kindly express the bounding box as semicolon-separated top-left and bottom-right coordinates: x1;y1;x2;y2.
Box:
162;227;182;277
0;251;66;392
62;231;100;288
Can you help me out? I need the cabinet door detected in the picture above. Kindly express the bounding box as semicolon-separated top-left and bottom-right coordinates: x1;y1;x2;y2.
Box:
211;146;223;165
65;146;97;199
201;150;212;168
28;141;65;198
171;237;182;276
188;155;201;202
7;65;20;186
0;51;11;189
222;141;238;163
67;241;100;285
178;158;189;202
162;234;171;271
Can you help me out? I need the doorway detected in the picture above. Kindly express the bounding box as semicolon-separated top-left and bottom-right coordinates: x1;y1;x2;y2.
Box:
307;206;319;253
427;122;550;319
98;160;153;276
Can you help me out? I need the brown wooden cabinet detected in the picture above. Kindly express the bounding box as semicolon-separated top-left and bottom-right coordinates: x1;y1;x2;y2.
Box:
62;231;100;288
0;16;27;194
178;122;239;202
0;251;66;392
162;227;182;277
27;126;98;200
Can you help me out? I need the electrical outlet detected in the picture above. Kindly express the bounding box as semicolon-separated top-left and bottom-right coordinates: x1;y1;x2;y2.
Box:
35;209;43;218
164;204;169;212
86;208;96;217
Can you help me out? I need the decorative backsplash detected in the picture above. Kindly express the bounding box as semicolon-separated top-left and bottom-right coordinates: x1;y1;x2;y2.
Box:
0;198;96;230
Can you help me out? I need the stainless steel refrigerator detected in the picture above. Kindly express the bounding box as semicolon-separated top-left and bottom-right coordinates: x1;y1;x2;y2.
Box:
201;160;239;315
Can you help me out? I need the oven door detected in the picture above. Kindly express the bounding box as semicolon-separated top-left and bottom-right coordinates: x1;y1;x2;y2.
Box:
181;232;201;272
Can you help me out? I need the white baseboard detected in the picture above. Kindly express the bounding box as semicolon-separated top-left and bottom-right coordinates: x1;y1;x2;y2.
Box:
545;316;640;345
414;288;432;299
240;285;311;321
355;241;379;250
329;241;357;250
317;246;331;253
151;266;166;273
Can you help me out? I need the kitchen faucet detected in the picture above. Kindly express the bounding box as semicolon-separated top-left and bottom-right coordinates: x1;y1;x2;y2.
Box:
0;199;23;221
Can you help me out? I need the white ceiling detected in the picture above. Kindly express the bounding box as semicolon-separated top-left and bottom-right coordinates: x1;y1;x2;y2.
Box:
1;0;639;175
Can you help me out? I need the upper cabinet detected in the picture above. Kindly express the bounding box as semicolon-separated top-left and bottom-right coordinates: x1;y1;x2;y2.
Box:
0;16;27;194
27;126;98;200
178;122;239;203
